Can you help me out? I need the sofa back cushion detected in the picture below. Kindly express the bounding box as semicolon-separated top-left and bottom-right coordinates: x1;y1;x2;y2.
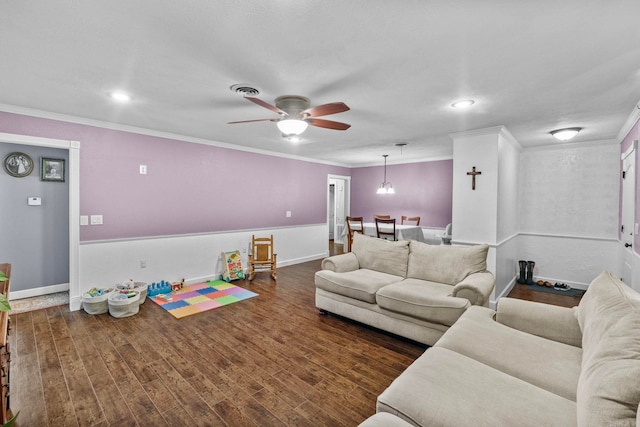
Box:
407;241;489;285
574;271;640;426
351;233;410;278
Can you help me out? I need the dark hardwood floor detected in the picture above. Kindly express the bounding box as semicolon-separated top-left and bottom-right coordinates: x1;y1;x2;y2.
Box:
11;248;580;427
10;260;426;427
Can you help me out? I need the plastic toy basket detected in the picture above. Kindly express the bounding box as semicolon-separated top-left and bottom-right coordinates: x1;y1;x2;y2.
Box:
108;291;140;318
82;288;115;315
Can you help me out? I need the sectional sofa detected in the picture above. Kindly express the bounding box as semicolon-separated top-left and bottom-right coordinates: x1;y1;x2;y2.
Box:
359;270;640;426
315;233;495;346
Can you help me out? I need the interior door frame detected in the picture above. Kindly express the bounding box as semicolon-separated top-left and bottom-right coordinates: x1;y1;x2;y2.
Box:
0;132;80;311
327;174;351;246
621;139;636;286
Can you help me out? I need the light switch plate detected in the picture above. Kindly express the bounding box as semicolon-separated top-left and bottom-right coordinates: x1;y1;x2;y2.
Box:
80;215;89;226
90;215;103;225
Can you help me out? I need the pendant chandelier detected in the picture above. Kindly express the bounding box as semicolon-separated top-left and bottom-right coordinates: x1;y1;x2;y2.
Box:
376;154;395;194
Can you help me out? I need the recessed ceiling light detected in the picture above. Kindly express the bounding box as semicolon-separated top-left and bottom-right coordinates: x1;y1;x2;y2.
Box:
451;99;475;109
550;127;582;141
109;91;132;102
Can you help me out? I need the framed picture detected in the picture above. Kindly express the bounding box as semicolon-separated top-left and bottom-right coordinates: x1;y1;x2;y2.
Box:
40;157;65;182
3;152;34;178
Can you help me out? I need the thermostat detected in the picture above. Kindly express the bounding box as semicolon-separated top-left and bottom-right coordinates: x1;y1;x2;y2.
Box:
28;197;42;206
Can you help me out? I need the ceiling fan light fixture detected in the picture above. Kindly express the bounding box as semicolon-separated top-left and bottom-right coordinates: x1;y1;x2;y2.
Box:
550;127;582;141
277;119;308;135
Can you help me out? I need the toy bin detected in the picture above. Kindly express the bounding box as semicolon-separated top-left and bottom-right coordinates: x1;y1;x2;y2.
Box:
117;281;148;304
82;288;115;315
108;291;140;318
134;282;148;303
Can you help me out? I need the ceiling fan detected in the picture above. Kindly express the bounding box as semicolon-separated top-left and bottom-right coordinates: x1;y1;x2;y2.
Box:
228;95;350;135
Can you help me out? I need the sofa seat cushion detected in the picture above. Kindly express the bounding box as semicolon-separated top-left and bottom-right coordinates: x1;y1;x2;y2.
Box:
315;269;403;304
352;233;410;278
574;271;640;426
375;278;470;326
407;241;489;285
436;306;582;401
377;347;577;427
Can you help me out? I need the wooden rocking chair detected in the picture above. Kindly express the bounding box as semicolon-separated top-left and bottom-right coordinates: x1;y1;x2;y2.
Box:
248;235;277;281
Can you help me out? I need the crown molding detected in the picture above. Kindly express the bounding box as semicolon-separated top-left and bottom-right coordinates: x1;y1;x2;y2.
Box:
0;103;352;168
616;99;640;144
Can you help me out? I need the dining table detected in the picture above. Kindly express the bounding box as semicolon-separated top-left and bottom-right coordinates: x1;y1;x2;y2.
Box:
341;222;425;243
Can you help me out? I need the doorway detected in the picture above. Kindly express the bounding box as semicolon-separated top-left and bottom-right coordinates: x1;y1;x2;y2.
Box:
0;132;80;311
621;140;636;286
328;174;351;255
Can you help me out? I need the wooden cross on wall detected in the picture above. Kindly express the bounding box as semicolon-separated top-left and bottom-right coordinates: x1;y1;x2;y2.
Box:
466;166;482;190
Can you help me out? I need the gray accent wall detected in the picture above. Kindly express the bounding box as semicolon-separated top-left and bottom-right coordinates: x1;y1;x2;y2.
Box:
0;142;69;293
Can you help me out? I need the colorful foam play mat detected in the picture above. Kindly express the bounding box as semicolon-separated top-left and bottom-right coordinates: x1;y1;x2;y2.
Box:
149;280;258;319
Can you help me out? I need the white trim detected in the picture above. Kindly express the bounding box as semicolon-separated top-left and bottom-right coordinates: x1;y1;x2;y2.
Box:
353;155;454;168
491;276;517;309
10;283;69;300
0;103;353;168
517;231;618;242
622;139;637;160
80;223;327;245
0;132;80;311
616;99;640;144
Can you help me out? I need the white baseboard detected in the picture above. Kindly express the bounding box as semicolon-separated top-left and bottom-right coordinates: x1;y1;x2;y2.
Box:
10;283;69;300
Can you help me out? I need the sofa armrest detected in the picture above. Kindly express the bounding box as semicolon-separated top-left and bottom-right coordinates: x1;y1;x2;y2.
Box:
496;297;582;347
451;271;495;306
320;253;359;273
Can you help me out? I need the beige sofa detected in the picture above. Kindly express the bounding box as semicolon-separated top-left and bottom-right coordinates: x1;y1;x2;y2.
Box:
360;270;640;427
315;233;495;346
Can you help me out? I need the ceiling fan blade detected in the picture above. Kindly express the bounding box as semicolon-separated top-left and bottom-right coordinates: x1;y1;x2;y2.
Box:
307;118;351;130
227;118;278;124
302;102;350;118
245;97;288;115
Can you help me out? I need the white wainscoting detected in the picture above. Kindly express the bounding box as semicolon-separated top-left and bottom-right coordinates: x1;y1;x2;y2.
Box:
486;233;619;308
73;224;329;311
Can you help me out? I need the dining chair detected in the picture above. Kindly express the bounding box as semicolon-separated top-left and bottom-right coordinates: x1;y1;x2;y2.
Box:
375;218;396;241
401;216;420;226
346;216;364;252
373;215;391;220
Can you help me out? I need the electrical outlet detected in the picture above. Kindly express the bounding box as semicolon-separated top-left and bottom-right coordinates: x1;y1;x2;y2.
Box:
139;164;147;174
286;211;292;218
140;260;147;268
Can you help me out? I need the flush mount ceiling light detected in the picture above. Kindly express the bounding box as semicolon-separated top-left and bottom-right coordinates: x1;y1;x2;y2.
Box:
109;91;132;102
550;127;582;141
376;154;395;195
276;119;309;135
451;99;475;109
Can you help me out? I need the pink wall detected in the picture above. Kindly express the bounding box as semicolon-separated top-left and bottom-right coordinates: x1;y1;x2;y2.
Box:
0;112;349;241
350;160;453;227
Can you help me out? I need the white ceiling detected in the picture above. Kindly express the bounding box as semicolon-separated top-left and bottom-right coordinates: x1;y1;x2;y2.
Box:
1;1;639;167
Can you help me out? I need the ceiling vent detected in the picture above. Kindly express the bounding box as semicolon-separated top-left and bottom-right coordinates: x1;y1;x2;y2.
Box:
230;84;260;97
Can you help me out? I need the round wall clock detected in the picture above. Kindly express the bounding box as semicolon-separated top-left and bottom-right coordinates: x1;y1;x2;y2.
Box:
3;152;34;178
